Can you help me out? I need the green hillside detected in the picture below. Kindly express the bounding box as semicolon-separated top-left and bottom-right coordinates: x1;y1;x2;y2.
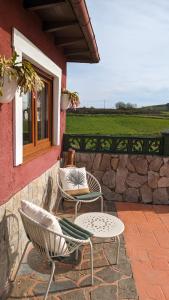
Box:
142;103;169;111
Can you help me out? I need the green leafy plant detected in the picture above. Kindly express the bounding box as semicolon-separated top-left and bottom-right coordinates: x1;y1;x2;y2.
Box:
62;88;80;109
0;52;44;96
66;169;85;188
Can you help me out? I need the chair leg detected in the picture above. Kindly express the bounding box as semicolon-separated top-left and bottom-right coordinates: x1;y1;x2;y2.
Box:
116;235;120;265
75;201;80;218
10;240;31;282
89;239;94;285
56;194;63;212
75;248;79;260
44;261;55;300
100;196;104;212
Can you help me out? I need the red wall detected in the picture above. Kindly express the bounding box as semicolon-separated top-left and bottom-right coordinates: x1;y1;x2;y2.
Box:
0;0;67;205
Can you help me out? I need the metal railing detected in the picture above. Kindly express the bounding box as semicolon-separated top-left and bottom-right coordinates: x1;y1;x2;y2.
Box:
63;131;169;156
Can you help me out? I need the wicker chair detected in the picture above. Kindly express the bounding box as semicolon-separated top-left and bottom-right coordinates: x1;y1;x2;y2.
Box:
13;209;93;300
56;171;103;217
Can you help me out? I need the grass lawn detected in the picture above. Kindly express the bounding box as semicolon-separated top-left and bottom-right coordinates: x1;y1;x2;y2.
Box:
66;114;169;136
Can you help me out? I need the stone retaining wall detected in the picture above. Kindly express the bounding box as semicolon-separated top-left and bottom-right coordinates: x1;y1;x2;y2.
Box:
75;153;169;205
0;161;60;299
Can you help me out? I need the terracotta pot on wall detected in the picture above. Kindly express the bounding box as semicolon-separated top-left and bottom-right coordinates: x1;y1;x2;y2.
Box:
0;76;17;103
61;93;70;111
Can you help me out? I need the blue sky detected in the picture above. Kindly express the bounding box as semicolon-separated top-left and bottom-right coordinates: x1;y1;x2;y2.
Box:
67;0;169;108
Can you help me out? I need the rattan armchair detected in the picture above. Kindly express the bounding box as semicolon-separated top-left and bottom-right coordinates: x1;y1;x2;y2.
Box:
56;171;103;217
13;209;93;300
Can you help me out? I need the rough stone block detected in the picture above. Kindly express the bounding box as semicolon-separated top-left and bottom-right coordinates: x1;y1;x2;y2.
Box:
153;188;169;204
111;157;119;170
149;157;163;172
100;154;111;171
112;193;123;201
146;155;153;162
101;185;115;201
126;173;147;188
92;153;102;170
118;155;128;168
126;158;135;172
163;158;169;164
92;171;104;181
140;184;152;203
132;157;148;175
160;163;169;177
125;188;139;202
158;177;169;188
102;170;115;189
115;168;128;193
148;171;159;189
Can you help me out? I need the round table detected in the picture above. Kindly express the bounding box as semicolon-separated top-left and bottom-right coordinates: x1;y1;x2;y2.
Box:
75;212;125;264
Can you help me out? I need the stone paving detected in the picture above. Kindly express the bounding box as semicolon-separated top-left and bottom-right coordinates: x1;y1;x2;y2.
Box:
8;201;138;300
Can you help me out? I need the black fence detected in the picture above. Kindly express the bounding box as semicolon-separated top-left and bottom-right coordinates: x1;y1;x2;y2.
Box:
63;131;169;156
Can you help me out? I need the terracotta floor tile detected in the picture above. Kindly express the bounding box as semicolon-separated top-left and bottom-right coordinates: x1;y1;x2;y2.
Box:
142;284;167;300
153;229;169;249
116;202;169;300
161;285;169;300
126;246;150;263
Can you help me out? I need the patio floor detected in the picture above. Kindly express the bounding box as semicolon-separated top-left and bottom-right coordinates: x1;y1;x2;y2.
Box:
116;202;169;300
9;201;169;300
8;200;138;300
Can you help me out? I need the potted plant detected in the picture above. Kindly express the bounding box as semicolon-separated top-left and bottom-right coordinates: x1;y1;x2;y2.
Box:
0;52;44;103
61;88;80;110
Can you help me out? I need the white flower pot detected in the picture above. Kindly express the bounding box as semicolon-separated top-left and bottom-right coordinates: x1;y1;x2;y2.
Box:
61;93;70;110
0;76;17;103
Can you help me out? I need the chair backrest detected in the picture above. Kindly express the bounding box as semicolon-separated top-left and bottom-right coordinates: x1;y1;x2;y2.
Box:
57;170;101;195
86;171;101;192
19;209;69;258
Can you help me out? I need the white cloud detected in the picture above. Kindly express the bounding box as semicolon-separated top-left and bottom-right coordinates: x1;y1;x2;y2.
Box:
68;0;169;107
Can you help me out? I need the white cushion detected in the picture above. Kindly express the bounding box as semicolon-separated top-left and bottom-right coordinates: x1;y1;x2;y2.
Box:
21;200;67;256
59;167;90;196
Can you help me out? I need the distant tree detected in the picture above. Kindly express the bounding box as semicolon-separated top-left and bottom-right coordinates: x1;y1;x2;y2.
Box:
126;102;137;109
115;101;126;109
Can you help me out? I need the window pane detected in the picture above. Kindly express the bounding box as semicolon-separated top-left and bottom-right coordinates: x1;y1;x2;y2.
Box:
23;92;32;145
37;83;49;140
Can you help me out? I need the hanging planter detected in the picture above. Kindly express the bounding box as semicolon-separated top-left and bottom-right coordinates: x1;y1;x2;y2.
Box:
61;89;80;111
0;76;17;103
61;93;71;110
0;52;44;104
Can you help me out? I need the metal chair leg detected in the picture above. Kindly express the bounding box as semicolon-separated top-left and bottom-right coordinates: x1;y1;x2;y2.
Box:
44;261;55;300
10;240;31;282
56;194;63;212
116;235;120;265
75;201;80;218
89;239;94;285
75;248;79;260
100;196;104;212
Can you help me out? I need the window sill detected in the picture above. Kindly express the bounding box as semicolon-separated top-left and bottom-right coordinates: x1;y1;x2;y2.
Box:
23;145;60;164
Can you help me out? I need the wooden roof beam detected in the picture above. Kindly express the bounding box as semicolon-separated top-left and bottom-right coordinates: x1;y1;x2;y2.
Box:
67;58;91;63
65;50;89;56
55;38;84;47
24;0;65;11
43;21;78;33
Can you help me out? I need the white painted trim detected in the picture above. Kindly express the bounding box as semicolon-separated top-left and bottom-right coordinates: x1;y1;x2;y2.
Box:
12;28;62;166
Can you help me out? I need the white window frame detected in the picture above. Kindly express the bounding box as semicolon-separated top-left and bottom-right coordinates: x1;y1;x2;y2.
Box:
12;28;62;166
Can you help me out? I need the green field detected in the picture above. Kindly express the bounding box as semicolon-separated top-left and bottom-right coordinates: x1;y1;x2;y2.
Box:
66;114;169;136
